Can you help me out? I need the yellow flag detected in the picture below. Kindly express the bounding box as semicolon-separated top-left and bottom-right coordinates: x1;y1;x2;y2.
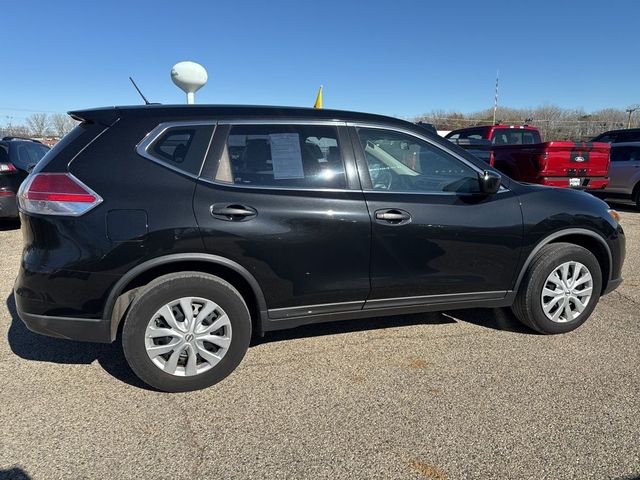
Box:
313;85;323;109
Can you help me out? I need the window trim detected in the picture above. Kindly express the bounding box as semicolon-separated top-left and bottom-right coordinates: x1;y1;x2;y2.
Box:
136;120;217;178
137;119;507;194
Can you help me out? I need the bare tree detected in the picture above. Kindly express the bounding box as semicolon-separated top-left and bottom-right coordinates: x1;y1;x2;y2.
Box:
416;105;637;140
26;113;51;137
50;113;77;138
1;124;30;138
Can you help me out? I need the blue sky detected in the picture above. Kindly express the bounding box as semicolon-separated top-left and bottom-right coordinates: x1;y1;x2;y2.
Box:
2;0;639;124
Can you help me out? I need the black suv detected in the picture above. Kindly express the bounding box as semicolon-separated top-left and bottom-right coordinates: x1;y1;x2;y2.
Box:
14;105;625;392
591;128;640;144
0;137;49;218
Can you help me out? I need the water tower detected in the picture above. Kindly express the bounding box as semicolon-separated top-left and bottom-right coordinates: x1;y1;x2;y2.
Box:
171;61;208;104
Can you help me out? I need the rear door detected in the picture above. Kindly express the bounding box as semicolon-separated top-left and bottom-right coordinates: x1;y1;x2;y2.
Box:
350;124;523;306
194;121;371;318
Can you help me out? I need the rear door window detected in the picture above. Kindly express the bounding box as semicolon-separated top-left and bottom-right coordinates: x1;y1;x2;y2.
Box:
215;124;347;189
144;125;214;176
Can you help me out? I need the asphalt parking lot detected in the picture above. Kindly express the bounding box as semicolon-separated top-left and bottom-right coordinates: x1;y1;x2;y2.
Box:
0;204;638;480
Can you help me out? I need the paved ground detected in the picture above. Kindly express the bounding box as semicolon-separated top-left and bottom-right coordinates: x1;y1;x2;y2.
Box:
0;204;639;480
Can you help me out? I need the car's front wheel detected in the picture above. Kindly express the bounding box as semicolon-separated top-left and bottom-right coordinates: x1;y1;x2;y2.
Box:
512;243;602;334
122;272;251;392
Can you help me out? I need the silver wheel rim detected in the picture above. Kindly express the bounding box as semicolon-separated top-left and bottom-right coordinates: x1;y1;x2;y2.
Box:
145;297;232;377
541;261;593;323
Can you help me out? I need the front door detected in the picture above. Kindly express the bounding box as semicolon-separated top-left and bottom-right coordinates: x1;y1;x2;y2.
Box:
194;122;371;318
350;126;523;306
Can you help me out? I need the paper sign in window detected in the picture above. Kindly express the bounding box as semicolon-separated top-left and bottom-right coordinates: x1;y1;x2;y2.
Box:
270;133;304;179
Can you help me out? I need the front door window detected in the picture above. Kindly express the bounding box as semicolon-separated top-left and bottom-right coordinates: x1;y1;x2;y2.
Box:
356;128;481;194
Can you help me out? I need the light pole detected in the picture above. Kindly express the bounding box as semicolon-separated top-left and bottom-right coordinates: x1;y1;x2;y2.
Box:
626;105;639;129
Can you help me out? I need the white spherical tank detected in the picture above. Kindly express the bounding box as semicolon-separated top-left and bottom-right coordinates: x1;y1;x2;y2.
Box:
171;61;208;104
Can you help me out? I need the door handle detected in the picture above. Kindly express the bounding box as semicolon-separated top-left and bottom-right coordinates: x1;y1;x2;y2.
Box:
375;209;411;224
210;204;257;221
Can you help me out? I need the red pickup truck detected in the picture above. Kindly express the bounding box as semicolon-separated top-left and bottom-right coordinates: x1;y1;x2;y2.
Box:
445;125;610;190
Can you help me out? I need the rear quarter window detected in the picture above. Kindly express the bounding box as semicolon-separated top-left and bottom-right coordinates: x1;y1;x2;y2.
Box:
143;124;214;176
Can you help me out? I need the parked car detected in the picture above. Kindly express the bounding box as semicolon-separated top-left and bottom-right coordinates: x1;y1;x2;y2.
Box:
446;125;610;190
15;105;625;392
591;128;640;144
0;137;50;218
593;142;640;208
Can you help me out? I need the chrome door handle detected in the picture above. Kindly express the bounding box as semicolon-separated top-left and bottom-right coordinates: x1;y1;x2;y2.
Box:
374;209;411;224
210;204;257;221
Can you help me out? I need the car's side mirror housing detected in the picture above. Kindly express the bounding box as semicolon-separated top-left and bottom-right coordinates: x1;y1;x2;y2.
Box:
479;170;502;194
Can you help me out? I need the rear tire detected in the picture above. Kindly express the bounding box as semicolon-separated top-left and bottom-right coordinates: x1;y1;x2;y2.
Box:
634;185;640;210
512;243;602;334
122;272;251;392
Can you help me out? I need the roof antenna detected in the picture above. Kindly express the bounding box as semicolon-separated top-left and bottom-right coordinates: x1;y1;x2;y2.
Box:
129;77;151;105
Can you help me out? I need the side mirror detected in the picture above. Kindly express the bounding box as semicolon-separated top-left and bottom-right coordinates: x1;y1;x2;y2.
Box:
479;170;501;194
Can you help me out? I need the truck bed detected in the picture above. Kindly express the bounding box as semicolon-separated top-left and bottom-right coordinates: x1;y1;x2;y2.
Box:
491;141;610;190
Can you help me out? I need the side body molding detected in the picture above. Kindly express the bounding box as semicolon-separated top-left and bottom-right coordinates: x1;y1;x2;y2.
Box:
104;253;269;340
513;228;613;291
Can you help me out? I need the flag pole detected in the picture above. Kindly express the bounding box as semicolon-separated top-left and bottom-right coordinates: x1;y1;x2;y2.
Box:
492;70;499;125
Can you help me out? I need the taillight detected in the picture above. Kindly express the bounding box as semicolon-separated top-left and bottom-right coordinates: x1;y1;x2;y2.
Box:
0;162;17;173
536;153;548;172
18;173;102;216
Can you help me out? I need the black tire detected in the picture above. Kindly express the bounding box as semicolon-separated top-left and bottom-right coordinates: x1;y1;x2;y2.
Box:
634;185;640;211
511;243;602;334
122;272;251;392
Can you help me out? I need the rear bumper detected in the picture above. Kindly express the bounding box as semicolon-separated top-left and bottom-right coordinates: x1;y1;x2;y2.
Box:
14;263;121;343
0;193;18;218
16;306;112;343
539;177;609;190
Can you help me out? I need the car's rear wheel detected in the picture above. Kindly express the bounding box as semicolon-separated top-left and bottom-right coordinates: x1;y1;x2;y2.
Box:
122;272;251;392
634;185;640;210
512;243;602;334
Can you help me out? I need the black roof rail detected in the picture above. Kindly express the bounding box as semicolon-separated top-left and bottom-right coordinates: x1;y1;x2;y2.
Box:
1;136;42;143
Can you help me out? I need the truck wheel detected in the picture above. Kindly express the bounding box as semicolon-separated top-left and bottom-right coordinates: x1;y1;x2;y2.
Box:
122;272;251;392
511;243;601;334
